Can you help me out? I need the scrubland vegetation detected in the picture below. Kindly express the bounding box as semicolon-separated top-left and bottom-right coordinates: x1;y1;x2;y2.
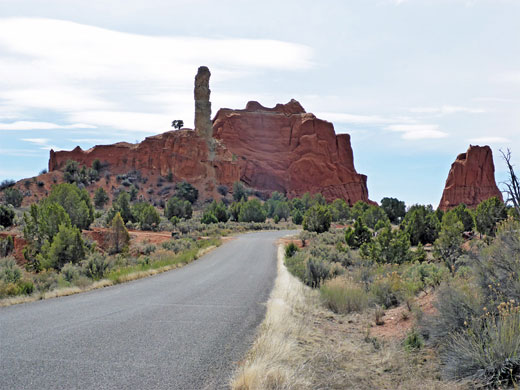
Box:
263;193;519;389
2;158;520;389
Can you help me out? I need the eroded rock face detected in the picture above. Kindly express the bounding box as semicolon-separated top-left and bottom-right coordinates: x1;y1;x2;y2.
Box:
213;100;371;204
439;145;503;210
49;130;240;199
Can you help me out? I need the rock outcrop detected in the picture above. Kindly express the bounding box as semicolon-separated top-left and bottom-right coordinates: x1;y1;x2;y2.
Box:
46;68;371;204
194;66;213;139
213;100;371;204
49;131;240;200
439;145;503;210
49;67;240;200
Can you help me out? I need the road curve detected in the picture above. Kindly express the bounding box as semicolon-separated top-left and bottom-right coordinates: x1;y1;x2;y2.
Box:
0;230;296;390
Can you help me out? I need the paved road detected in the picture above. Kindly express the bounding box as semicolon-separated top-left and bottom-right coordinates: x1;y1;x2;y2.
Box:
0;230;294;390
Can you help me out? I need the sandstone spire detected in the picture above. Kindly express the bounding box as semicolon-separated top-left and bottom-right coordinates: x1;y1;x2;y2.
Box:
438;145;503;210
194;66;212;139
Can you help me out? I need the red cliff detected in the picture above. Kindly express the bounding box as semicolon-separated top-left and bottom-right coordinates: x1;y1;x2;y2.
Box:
49;130;240;200
439;145;503;210
213;100;371;204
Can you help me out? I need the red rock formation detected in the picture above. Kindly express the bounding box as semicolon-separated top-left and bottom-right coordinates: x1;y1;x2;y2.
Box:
213;99;371;204
0;232;27;266
439;145;503;210
49;130;240;200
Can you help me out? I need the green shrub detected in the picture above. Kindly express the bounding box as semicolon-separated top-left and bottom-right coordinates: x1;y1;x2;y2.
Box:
351;200;370;220
422;281;482;344
345;218;371;249
32;269;59;292
23;200;72;248
404;328;424;351
0;257;22;283
361;227;411;264
309;243;352;267
320;277;368;314
303;204;331;233
475;196;507;237
473;218;520;308
442;304;520;387
61;262;80;283
39;223;86;270
381;197;406;224
329;199;350;222
165;196;192;220
369;272;405;309
82;254;110;280
3;187;23;207
0;179;15;190
232;181;247;202
201;212;218;224
161;238;194;254
238;199;266;223
204;200;228;222
402;262;448;292
109;212;129;254
400;204;440;245
47;183;94;230
305;257;331;288
94;187;109;209
362;205;390;229
284;251;306;281
433;213;465;274
292;209;303;225
285;242;299;258
133;202;160;230
175;181;198;204
0;204;15;227
0;235;14;257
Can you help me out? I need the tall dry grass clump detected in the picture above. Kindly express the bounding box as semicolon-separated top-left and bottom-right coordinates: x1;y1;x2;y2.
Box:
231;245;314;390
320;277;368;314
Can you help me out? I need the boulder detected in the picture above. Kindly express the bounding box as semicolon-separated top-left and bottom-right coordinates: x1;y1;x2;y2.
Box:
439;145;503;210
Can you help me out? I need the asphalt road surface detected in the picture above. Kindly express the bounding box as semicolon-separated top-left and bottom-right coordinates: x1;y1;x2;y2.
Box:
0;230;295;390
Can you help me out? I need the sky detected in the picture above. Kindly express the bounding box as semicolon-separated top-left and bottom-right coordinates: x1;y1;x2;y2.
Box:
0;0;519;207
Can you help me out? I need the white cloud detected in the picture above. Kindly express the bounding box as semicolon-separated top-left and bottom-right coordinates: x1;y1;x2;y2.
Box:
386;124;449;139
0;121;96;130
0;17;313;133
68;111;173;133
316;111;415;125
469;136;510;144
409;105;486;115
21;138;49;145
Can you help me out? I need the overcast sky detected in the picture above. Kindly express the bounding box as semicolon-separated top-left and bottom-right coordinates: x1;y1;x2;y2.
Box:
0;0;518;206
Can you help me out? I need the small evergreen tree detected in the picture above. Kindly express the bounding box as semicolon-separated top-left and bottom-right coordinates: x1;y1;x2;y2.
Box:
292;209;303;225
40;223;86;270
175;181;198;204
109;212;129;254
232;181;247;202
303;204;331;233
94;187;109;209
330;199;350;222
165;196;192;220
345;218;371;248
238;199;266;223
433;212;465;274
3;187;23;207
381;197;406;224
474;197;507;237
0;205;15;227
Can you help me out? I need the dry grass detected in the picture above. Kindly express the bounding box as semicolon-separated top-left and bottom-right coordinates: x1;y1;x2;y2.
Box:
231;244;468;390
